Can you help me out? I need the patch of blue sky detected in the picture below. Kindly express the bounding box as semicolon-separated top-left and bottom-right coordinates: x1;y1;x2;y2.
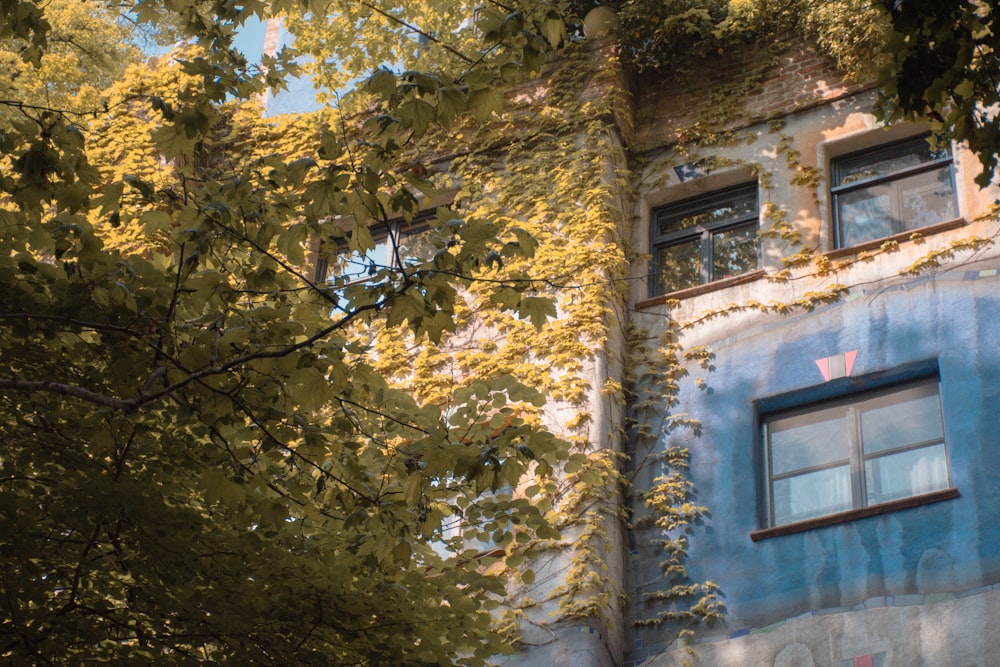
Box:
232;15;266;63
258;21;326;116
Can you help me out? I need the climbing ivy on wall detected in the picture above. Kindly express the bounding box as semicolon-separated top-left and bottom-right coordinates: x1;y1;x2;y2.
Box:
1;0;997;663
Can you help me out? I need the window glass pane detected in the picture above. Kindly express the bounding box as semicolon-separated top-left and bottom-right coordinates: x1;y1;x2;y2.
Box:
329;237;391;282
396;227;435;268
657;187;757;235
329;225;436;283
865;443;949;504
768;407;848;475
766;379;950;527
773;466;852;525
834;136;956;249
711;223;758;280
897;167;956;228
655;240;701;294
837;185;893;246
860;383;943;454
835;136;949;187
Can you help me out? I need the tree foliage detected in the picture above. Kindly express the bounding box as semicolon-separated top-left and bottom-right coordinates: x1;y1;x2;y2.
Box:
1;0;997;664
0;1;578;663
875;0;1000;185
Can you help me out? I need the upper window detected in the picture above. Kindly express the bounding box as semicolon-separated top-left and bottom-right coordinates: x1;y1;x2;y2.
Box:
763;378;951;527
317;212;436;285
832;135;958;248
650;183;759;296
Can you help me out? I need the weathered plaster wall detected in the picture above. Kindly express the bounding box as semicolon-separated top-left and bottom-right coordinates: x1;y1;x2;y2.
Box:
497;35;633;667
627;259;1000;665
631;89;997;307
625;46;1000;664
633;39;869;152
645;586;1000;667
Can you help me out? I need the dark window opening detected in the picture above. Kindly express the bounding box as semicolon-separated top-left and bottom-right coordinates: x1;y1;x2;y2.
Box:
650;183;760;296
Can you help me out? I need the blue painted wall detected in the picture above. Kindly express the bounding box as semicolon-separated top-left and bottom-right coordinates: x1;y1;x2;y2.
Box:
627;265;1000;653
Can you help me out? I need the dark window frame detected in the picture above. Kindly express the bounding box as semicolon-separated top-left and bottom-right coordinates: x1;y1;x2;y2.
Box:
315;210;436;284
831;134;957;249
649;183;760;297
761;377;952;529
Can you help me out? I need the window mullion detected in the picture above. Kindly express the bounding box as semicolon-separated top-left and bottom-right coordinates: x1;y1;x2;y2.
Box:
764;422;775;527
847;406;865;509
700;229;713;284
890;182;905;236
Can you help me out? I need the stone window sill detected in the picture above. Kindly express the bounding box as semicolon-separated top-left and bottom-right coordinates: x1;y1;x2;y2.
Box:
635;218;968;310
636;269;766;309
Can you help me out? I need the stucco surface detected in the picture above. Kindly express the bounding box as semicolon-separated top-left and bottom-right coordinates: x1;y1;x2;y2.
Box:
642;585;1000;667
627;263;1000;663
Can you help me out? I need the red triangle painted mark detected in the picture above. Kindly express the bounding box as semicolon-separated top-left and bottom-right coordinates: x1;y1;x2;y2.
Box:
845;350;858;376
816;357;831;382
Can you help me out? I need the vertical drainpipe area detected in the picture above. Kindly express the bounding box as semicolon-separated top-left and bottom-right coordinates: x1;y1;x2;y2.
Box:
517;8;627;667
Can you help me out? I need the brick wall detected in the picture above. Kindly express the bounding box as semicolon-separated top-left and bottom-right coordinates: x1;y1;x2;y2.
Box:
633;39;870;152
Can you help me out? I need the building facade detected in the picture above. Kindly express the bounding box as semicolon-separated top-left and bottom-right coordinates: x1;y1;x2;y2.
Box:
468;25;1000;667
281;24;1000;667
617;33;1000;667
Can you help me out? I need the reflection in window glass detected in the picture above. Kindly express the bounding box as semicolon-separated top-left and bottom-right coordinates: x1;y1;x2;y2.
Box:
773;466;852;525
650;184;759;295
833;135;957;248
860;384;943;454
763;378;951;527
655;240;702;295
769;409;848;475
865;444;949;505
712;223;760;283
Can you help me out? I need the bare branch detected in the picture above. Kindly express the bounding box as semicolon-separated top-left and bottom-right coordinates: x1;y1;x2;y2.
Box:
0;378;135;410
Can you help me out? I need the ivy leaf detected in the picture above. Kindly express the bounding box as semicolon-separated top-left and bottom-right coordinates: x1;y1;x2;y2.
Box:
541;14;565;48
469;86;504;121
517;296;556;328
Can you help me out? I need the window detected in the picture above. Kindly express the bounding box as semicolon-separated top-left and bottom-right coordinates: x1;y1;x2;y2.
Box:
650;183;759;295
763;378;951;527
832;134;958;248
316;211;436;285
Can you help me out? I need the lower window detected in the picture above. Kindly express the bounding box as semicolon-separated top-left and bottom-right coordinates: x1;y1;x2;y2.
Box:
763;378;950;527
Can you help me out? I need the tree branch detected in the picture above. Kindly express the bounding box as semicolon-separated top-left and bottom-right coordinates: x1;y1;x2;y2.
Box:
0;378;134;409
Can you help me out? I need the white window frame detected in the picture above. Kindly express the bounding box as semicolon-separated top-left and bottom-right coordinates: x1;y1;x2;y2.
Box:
316;210;435;285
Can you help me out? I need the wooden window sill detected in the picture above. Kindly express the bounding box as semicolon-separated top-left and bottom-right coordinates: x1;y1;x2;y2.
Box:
636;269;767;309
750;487;959;541
824;218;967;260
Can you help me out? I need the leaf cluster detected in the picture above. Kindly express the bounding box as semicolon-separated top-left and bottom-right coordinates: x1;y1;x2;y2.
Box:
875;0;1000;184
